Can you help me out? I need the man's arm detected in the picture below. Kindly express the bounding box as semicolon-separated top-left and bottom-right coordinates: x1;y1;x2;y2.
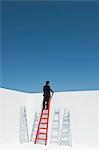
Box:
50;88;54;94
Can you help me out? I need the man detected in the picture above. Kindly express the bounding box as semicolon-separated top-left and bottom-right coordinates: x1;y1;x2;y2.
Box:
43;81;54;110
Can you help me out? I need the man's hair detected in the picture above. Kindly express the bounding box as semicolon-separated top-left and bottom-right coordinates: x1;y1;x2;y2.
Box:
46;81;49;84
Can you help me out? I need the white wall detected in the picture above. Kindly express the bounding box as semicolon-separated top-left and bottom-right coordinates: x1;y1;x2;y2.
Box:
50;91;98;147
0;88;28;144
0;88;99;147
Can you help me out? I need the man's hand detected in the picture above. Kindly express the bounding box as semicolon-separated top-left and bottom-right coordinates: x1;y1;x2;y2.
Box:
50;92;54;100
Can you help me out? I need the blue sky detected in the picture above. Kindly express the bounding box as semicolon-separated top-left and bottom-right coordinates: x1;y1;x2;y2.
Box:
1;1;99;93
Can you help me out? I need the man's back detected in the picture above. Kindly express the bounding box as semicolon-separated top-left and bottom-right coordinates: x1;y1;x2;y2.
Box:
43;85;51;98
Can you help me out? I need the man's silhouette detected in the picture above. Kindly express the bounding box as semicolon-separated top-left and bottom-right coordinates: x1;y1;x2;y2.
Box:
43;81;54;110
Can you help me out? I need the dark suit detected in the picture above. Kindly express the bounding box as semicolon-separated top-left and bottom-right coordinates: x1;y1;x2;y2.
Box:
43;85;53;110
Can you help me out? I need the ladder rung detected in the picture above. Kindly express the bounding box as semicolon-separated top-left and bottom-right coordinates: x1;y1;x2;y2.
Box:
42;110;48;113
42;113;48;115
38;132;47;134
37;138;47;140
40;123;47;124
39;127;47;129
41;118;48;120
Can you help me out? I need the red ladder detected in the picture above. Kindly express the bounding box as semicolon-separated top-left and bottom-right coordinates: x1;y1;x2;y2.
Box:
34;99;50;145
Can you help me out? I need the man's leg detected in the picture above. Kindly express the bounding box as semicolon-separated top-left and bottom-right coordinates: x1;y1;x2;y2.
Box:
46;100;48;110
43;99;45;110
44;101;47;110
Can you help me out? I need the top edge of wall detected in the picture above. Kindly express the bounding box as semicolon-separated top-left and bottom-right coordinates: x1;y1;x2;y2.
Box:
1;87;99;94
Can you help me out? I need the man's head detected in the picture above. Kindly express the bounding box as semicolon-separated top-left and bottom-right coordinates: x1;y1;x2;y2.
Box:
46;81;49;85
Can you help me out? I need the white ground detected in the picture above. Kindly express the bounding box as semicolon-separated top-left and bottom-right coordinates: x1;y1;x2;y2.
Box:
0;143;99;150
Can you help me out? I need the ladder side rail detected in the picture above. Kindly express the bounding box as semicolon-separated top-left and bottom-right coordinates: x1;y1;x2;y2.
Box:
45;98;50;145
24;107;29;142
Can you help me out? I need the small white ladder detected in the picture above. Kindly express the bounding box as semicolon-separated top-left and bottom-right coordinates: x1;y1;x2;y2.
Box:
60;109;72;146
30;111;40;142
50;109;60;144
20;106;29;144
